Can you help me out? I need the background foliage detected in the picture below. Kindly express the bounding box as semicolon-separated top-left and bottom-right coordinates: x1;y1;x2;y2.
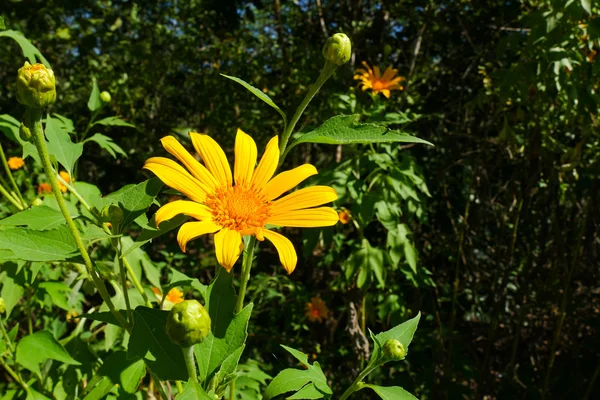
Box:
1;0;599;398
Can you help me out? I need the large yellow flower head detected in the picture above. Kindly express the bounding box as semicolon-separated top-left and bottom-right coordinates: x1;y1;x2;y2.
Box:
144;130;339;274
353;61;406;98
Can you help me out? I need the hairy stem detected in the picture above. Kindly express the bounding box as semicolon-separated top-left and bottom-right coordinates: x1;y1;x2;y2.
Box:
183;346;198;383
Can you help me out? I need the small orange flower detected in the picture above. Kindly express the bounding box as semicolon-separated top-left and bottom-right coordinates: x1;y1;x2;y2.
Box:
152;287;185;309
354;61;406;98
38;182;52;195
305;296;329;323
7;157;24;170
338;209;351;224
58;171;70;193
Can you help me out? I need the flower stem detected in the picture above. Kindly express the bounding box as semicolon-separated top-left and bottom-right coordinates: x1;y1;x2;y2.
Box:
0;181;23;210
0;356;31;396
26;107;131;332
339;364;379;400
0;142;25;208
57;173;93;212
235;236;257;314
183;346;198;383
278;61;337;162
116;241;133;323
121;254;153;308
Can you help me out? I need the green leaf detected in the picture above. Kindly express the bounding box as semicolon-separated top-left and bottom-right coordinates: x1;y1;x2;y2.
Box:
127;306;188;381
52;113;76;134
82;351;145;397
121;236;162;288
38;282;71;310
84;133;127;159
287;383;328;399
104;178;163;229
45;114;83;177
0;16;6;30
0;205;74;230
289;115;433;151
581;0;592;14
0;263;25;317
0;30;51;66
0;114;40;163
79;310;127;327
213;344;245;391
369;313;421;365
88;79;102;112
221;74;287;128
73;182;104;211
167;268;208;302
195;269;252;384
122;214;187;257
344;239;385;288
92;116;135;128
361;384;418;400
15;331;80;376
176;381;213;400
0;225;78;262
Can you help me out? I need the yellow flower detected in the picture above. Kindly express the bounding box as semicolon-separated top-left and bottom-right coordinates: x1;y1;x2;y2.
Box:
58;171;70;193
152;287;185;308
7;157;24;170
353;61;406;98
338;209;351;224
38;182;52;195
305;296;329;323
143;130;339;274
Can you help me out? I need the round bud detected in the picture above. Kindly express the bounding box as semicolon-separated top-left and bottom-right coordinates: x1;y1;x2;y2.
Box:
16;62;56;109
0;297;5;314
322;33;351;66
166;300;211;348
101;204;124;225
19;122;32;142
32;198;44;206
100;91;112;103
383;339;406;360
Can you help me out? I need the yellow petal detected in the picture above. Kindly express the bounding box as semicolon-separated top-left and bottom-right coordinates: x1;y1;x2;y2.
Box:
177;220;221;252
271;186;338;214
381;89;391;98
234;128;257;185
382;66;398;81
389;76;405;85
361;61;373;76
190;132;232;187
373;65;381;79
263;229;297;274
262;164;317;200
266;207;339;227
214;228;244;271
252;136;279;189
155;200;213;226
143;157;208;202
160;136;219;191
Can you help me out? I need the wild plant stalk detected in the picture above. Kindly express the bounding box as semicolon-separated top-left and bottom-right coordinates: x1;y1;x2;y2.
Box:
0;142;25;207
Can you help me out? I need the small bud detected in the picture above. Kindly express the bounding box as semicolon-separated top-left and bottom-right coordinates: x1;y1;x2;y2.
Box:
101;204;124;226
383;339;406;360
32;198;44;206
16;62;56;109
166;300;211;348
322;33;351;66
19;122;32;142
0;297;5;314
100;91;111;103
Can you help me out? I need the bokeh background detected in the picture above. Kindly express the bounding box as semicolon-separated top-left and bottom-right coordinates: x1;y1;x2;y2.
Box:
1;0;599;398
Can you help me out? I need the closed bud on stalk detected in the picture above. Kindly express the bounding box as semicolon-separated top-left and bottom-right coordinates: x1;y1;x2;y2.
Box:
0;297;5;314
100;91;111;103
165;300;211;347
19;122;31;142
16;62;56;109
322;33;351;66
101;204;124;226
383;339;406;360
32;198;44;206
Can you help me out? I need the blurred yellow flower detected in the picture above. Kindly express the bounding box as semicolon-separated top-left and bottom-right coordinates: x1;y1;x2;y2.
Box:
354;61;405;98
38;182;52;195
153;287;185;304
338;209;351;224
7;157;24;170
305;296;329;323
143;129;339;274
58;171;70;193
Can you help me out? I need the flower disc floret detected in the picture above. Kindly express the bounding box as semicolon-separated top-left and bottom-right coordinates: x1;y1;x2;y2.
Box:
143;129;339;274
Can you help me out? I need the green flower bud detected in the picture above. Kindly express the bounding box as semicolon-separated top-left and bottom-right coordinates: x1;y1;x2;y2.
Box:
0;297;5;314
383;339;406;360
100;91;111;103
101;204;124;225
32;198;44;206
322;33;351;66
16;62;56;109
166;300;211;348
19;122;31;142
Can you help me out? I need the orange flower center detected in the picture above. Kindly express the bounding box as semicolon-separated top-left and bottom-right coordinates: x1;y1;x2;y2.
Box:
205;184;272;232
312;308;320;317
371;80;389;91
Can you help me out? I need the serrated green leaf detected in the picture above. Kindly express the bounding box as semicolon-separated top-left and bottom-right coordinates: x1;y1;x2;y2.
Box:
361;384;418;400
82;351;145;397
38;281;71;310
0;30;51;66
176;381;213;400
166;267;208;302
16;331;80;376
122;214;187;257
221;74;287;127
92;116;135;128
214;344;245;389
195;269;252;384
127;306;188;381
84;133;127;159
0;225;78;262
0;263;24;317
52;114;76;134
0;205;74;230
289;115;432;152
281;345;309;366
88;79;102;112
104;178;163;230
369;313;421;365
121;236;162;288
45;114;83;177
